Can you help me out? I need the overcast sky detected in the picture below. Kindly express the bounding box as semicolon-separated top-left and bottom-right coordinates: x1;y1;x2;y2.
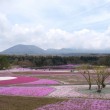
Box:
0;0;110;51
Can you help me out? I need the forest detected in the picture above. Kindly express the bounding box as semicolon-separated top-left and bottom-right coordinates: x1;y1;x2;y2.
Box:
0;55;110;69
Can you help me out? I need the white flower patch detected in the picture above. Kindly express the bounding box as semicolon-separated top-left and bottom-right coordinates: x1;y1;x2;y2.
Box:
48;85;87;98
0;77;17;81
48;85;110;99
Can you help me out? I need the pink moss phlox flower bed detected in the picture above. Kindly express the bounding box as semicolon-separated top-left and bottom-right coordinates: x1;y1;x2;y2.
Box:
0;87;55;97
0;76;39;85
36;98;110;110
23;79;59;85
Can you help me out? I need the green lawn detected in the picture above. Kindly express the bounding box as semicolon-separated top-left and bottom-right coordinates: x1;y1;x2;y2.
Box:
0;95;66;110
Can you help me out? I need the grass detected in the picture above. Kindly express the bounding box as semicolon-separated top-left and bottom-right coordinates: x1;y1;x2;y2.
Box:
0;95;66;110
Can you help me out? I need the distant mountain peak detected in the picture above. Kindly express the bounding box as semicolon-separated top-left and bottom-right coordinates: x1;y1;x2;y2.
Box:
1;44;45;55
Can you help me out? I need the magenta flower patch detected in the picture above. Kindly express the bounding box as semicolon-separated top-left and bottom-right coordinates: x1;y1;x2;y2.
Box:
0;76;39;85
0;87;55;97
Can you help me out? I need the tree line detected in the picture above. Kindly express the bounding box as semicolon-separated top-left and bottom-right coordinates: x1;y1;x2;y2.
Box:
1;55;110;69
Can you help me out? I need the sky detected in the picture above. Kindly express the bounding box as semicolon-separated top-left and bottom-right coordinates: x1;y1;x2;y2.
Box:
0;0;110;51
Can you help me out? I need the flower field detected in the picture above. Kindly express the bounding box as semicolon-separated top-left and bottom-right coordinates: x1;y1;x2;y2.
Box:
32;71;71;74
0;76;38;85
0;86;55;97
48;85;110;99
36;73;87;84
23;79;60;85
8;68;35;72
0;76;59;97
0;68;110;110
48;85;84;98
3;67;73;73
36;98;110;110
0;77;17;81
0;76;60;85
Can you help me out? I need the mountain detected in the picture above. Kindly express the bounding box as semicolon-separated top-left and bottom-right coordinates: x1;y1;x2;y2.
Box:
46;48;74;54
1;44;45;55
46;48;110;54
1;44;110;55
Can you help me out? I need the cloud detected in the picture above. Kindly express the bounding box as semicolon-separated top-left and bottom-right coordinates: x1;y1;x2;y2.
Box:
0;0;110;51
0;13;11;33
0;0;110;30
0;12;110;51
